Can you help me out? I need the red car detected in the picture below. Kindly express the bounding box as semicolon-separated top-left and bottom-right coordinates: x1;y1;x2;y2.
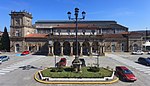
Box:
115;66;137;82
21;51;30;55
56;58;66;67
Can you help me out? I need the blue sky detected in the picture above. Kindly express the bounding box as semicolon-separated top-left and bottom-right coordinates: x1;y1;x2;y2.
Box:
0;0;150;31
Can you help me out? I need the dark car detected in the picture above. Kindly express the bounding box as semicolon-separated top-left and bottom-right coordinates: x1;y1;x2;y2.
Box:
0;56;9;64
138;57;150;66
79;58;86;67
56;58;67;67
115;66;137;82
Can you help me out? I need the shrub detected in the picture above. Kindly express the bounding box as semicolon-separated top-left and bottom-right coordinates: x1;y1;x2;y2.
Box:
88;67;100;72
50;67;64;72
64;67;74;72
57;67;64;72
50;68;57;72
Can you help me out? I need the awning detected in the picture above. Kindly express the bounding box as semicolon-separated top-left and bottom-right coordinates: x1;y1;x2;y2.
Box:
142;41;150;46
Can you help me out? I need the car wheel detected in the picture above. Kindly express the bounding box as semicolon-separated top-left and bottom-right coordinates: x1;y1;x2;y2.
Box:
122;77;127;81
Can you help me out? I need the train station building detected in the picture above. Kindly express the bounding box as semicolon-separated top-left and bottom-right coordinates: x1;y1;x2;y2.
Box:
9;11;148;56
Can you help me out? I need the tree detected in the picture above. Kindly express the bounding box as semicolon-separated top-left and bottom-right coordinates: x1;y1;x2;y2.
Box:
1;27;10;52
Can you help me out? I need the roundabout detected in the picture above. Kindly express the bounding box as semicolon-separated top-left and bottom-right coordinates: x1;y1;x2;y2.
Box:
34;67;119;84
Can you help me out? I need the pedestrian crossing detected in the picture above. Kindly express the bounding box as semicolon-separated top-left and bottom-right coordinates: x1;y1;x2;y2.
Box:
106;53;150;76
0;55;45;76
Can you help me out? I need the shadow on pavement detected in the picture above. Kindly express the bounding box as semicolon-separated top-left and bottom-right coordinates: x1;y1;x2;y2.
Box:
19;65;42;70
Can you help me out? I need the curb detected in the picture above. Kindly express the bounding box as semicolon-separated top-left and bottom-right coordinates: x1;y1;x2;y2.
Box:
34;71;119;84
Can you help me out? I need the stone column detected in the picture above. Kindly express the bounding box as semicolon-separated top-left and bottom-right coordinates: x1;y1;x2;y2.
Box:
51;46;54;55
70;42;73;56
48;46;51;54
37;45;39;51
48;46;54;56
60;42;63;56
61;46;63;56
89;42;93;56
80;42;83;56
27;45;29;51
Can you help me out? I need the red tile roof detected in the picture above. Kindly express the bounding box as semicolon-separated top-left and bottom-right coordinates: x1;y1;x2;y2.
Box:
119;32;130;35
49;24;99;29
25;34;48;38
103;34;124;38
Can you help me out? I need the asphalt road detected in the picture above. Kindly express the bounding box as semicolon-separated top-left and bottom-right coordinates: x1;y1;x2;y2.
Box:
0;52;150;86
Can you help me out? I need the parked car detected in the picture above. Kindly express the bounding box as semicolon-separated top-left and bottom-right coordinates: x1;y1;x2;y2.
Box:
79;58;86;67
115;66;137;82
21;51;30;55
147;51;150;55
131;50;144;55
56;58;67;67
138;57;150;66
0;56;10;64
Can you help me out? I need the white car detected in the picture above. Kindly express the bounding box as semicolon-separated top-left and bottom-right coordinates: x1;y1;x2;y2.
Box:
147;51;150;55
131;50;144;55
0;59;2;64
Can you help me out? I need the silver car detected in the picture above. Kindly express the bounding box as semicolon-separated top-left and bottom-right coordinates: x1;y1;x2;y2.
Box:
0;56;9;64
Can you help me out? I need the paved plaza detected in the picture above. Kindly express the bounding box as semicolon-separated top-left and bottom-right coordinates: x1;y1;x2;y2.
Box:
0;52;150;86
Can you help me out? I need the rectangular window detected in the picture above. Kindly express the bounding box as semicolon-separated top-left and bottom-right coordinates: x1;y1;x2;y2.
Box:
15;30;20;36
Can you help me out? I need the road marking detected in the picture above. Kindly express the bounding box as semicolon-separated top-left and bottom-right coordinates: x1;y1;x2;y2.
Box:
0;70;10;73
0;73;5;75
106;53;150;76
0;55;43;76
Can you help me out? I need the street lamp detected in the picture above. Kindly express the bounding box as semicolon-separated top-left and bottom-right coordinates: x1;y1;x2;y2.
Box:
67;8;86;72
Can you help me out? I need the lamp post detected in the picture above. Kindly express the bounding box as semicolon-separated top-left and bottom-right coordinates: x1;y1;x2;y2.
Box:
67;8;86;72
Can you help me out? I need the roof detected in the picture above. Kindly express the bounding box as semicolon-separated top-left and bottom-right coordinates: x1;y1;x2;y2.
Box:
47;24;100;29
103;34;124;38
119;32;130;35
143;41;150;46
35;23;128;29
35;20;117;24
129;32;143;37
0;31;3;36
25;34;48;38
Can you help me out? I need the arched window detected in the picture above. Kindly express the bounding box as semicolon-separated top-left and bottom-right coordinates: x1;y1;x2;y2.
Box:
133;44;138;51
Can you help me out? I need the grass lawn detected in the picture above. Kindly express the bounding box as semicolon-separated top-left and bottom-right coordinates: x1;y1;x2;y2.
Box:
41;67;113;78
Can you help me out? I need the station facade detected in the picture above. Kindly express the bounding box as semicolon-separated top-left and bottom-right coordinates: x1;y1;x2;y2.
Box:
9;11;147;56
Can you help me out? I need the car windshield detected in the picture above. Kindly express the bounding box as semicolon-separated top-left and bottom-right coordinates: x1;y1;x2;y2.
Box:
123;69;132;74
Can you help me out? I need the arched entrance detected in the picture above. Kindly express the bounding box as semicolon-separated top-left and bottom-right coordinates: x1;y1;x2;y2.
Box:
73;42;80;55
63;41;71;55
28;44;36;52
111;43;115;52
82;41;90;55
15;44;20;53
92;41;98;53
54;41;61;55
121;43;125;52
133;44;138;51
